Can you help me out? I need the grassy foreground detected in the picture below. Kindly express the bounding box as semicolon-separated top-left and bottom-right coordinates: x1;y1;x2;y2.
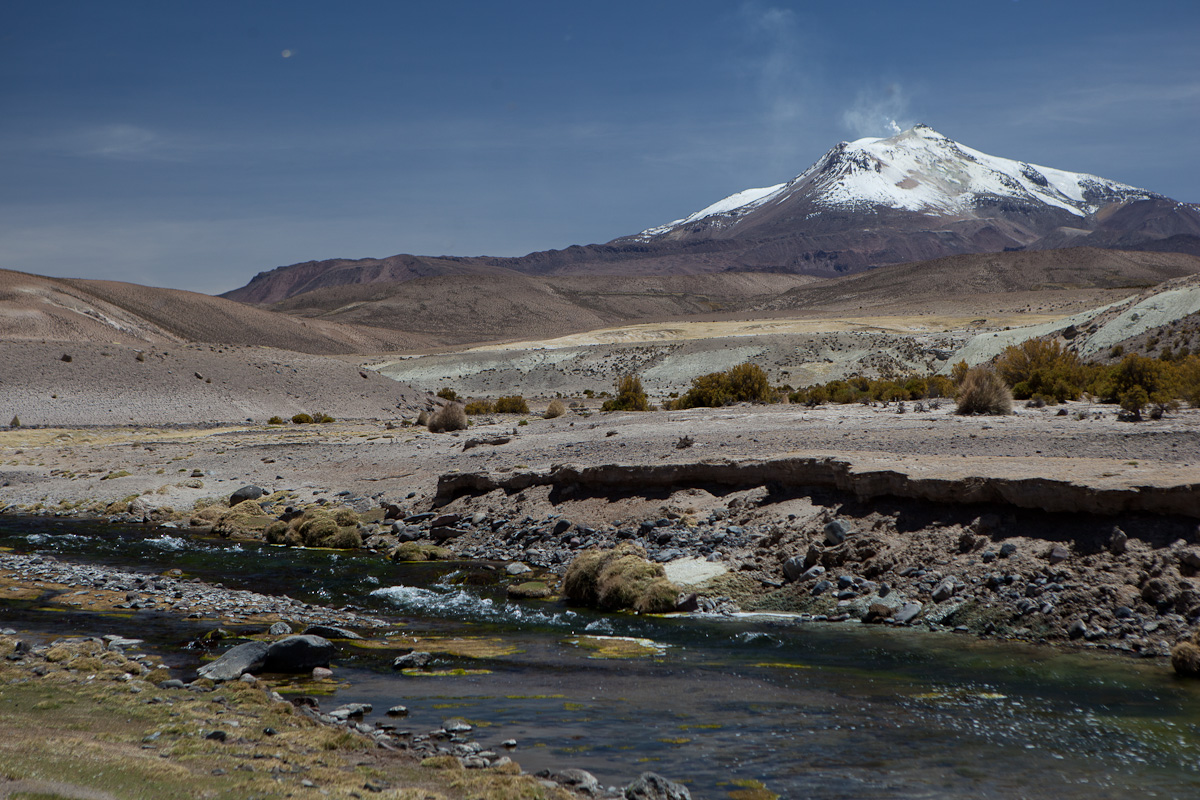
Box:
0;636;576;800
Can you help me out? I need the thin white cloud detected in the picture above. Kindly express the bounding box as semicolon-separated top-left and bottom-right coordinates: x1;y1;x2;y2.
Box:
841;83;914;138
59;124;178;161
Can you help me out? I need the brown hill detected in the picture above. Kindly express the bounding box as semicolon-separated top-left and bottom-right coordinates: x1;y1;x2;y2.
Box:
0;269;429;354
269;272;816;346
762;248;1200;314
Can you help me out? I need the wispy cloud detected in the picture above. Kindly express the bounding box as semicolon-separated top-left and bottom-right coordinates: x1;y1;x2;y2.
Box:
60;124;178;161
738;2;815;170
841;83;914;138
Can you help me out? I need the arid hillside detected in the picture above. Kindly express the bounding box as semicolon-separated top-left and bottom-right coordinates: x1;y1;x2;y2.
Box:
270;272;817;346
0;269;429;354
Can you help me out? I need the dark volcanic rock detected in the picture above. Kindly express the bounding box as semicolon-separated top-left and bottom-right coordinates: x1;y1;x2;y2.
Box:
262;635;335;673
197;641;269;681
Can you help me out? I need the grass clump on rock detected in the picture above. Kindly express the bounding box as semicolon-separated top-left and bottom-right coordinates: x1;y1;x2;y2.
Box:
955;367;1012;415
428;402;468;432
563;542;680;613
391;542;452;561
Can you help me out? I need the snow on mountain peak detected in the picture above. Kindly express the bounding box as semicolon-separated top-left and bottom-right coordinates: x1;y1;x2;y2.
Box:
631;125;1159;241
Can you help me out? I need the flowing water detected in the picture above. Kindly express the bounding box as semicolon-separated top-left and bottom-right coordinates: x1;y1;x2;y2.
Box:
3;517;1200;799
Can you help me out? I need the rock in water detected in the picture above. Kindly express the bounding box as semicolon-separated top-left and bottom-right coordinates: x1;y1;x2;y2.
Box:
392;651;433;669
625;772;692;800
303;624;362;640
263;635;335;672
230;485;267;505
197;641;269;681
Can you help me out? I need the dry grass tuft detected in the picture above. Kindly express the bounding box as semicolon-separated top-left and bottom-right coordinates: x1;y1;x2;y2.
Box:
428;402;468;432
955;367;1012;415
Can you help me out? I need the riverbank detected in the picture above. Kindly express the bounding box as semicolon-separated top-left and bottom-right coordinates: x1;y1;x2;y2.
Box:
0;545;689;799
2;399;1199;664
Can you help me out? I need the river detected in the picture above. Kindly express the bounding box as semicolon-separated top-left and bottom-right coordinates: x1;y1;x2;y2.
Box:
2;517;1199;799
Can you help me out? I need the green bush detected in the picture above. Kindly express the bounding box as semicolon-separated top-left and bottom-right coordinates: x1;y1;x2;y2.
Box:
437;387;458;401
995;339;1083;403
464;399;493;415
8;415;19;428
267;416;285;425
291;413;313;424
601;374;649;412
494;395;530;414
677;362;772;408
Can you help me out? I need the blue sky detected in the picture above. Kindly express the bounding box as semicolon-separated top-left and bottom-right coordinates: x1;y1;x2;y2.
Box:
3;1;1198;294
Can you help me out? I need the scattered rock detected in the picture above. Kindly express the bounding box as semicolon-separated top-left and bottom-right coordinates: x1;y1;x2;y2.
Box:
312;667;334;680
625;771;692;800
931;579;957;603
1047;545;1070;565
506;562;533;576
862;603;895;624
824;520;851;546
268;621;293;636
893;602;923;624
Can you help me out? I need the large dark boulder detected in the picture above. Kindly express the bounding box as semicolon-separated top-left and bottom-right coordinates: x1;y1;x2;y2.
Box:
197;641;269;681
230;485;267;505
263;635;335;672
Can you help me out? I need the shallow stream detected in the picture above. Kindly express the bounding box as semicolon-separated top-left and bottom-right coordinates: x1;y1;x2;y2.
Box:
3;517;1200;799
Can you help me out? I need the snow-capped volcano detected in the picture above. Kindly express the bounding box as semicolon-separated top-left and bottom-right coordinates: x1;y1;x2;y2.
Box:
631;125;1160;242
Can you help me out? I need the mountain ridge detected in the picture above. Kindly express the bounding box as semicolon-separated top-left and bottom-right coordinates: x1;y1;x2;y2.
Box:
221;126;1200;305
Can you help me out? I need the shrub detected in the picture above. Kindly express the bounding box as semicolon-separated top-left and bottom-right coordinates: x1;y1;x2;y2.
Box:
955;367;1012;415
9;415;19;428
267;416;285;425
677;362;772;408
1120;385;1150;420
543;398;566;419
436;387;458;401
950;360;970;385
601;374;649;412
291;413;313;425
314;413;335;424
464;398;493;415
416;410;430;426
995;339;1083;402
428;402;468;432
494;395;530;414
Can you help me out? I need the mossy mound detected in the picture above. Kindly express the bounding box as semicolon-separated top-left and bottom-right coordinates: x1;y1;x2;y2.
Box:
212;499;277;538
390;542;452;562
562;542;680;613
263;504;362;549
